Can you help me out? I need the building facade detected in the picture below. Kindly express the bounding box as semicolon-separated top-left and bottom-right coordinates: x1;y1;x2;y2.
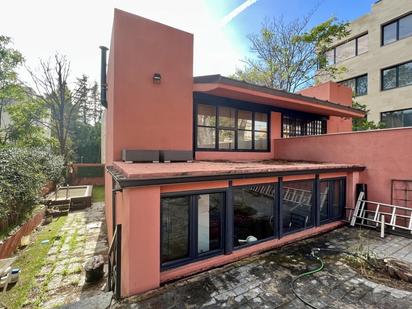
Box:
320;0;412;127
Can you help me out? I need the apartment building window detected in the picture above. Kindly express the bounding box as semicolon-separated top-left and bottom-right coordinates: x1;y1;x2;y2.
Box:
382;60;412;90
196;103;269;151
282;115;327;138
381;108;412;128
325;33;368;65
339;74;368;96
382;13;412;45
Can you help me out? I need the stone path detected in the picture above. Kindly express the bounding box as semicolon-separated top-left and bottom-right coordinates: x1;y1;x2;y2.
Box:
25;202;109;308
115;227;412;308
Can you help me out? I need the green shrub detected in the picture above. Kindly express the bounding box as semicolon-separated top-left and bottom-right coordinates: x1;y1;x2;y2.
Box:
0;147;64;221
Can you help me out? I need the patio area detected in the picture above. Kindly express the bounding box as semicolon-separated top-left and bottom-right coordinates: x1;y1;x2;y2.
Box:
113;226;412;308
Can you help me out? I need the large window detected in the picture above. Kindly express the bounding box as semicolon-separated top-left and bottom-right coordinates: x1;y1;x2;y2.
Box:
282;180;314;234
233;184;275;247
161;192;224;268
282;115;327;138
381;108;412;128
325;33;368;65
339;74;368;96
320;179;346;223
382;13;412;45
196;103;269;151
382;60;412;90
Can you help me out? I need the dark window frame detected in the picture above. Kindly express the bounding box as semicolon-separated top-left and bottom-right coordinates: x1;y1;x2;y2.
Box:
380;107;412;128
381;12;412;46
381;60;412;91
319;178;346;224
325;32;368;66
195;103;271;152
338;74;368;96
281;114;327;138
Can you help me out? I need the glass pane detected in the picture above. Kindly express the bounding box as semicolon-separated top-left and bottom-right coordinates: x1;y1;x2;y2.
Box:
404;109;412;127
340;78;356;94
382;67;397;90
398;62;412;87
320;182;329;222
237;130;252;150
335;40;356;63
356;75;368;96
218;106;235;128
399;14;412;39
218;129;235;150
325;49;335;65
331;180;343;219
254;132;268;150
382;111;403;128
282;180;314;234
383;22;397;45
197;104;216;126
197;127;216;149
161;196;190;264
197;193;222;254
233;184;275;247
254;112;268;131
238;110;252;130
357;34;368;55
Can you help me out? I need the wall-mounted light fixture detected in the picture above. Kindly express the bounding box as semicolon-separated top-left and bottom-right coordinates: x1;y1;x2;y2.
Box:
153;73;161;84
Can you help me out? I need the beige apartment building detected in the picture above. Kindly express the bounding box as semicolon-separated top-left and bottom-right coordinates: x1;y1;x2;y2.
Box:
321;0;412;127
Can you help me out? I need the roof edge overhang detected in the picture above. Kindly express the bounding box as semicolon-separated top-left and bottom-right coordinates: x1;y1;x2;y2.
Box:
193;75;365;118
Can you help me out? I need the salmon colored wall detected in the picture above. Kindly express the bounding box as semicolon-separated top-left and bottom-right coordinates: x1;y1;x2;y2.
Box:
274;128;412;206
105;171;113;241
299;82;353;133
195;111;281;161
161;181;228;193
106;9;193;164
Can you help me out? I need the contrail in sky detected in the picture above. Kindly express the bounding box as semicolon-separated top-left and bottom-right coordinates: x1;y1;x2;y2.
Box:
219;0;259;28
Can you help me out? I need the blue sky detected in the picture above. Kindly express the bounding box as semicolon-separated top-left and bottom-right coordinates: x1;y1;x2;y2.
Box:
1;0;376;85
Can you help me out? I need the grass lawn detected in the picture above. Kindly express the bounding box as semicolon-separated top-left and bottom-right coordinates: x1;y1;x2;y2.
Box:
92;185;105;203
0;216;67;309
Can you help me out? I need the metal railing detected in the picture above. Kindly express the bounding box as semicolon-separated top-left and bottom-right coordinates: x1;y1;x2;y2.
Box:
108;224;122;299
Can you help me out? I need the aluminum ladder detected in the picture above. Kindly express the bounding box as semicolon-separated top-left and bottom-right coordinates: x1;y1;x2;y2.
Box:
350;191;412;234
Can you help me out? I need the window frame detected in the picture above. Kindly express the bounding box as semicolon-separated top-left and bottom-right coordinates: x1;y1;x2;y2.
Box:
160;189;226;270
381;60;412;91
281;114;327;138
195;102;271;152
380;107;412;128
324;32;368;66
381;12;412;46
319;178;346;224
338;74;368;97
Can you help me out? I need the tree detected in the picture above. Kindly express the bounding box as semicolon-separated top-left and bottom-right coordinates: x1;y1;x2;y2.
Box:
352;101;385;131
28;54;87;163
0;35;24;143
71;121;101;163
232;16;349;92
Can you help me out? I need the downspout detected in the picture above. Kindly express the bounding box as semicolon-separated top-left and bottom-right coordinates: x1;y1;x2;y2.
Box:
100;46;109;108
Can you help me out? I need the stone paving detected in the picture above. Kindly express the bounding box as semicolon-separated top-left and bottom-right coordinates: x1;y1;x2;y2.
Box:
114;227;412;309
24;202;109;308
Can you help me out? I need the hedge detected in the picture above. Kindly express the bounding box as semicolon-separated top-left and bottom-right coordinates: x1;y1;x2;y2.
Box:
76;165;104;178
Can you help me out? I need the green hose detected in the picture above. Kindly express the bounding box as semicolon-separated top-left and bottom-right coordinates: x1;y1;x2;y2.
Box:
290;251;324;309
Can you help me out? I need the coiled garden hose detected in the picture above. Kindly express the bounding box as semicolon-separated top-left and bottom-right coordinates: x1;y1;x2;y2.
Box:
290;249;324;309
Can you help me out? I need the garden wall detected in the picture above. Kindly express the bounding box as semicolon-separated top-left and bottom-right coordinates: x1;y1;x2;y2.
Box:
69;163;105;186
274;127;412;206
0;210;45;259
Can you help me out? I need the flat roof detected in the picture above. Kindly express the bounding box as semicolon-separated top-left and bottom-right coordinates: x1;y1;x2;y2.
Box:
109;160;365;187
193;75;365;118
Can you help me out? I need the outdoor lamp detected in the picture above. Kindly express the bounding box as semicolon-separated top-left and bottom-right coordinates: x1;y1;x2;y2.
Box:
153;73;161;84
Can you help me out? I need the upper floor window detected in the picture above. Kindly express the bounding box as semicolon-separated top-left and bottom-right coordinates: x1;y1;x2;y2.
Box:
325;33;368;65
339;74;368;96
196;103;269;151
282;115;326;138
381;108;412;128
381;60;412;90
382;13;412;45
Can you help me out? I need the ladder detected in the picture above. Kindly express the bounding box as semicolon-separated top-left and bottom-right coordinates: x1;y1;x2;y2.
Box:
350;191;412;234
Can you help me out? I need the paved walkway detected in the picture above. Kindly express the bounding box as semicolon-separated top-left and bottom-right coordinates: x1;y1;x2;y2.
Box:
25;202;109;308
115;227;412;308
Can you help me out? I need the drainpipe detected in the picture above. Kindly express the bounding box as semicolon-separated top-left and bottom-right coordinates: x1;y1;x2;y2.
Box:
99;46;109;108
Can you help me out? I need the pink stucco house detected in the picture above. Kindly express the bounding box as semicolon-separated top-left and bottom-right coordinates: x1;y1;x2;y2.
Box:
102;9;412;298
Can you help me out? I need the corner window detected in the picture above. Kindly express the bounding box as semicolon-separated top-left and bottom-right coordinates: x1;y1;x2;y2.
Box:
381;108;412;128
382;13;412;45
382;60;412;90
282;115;326;138
196;103;270;151
339;74;368;96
